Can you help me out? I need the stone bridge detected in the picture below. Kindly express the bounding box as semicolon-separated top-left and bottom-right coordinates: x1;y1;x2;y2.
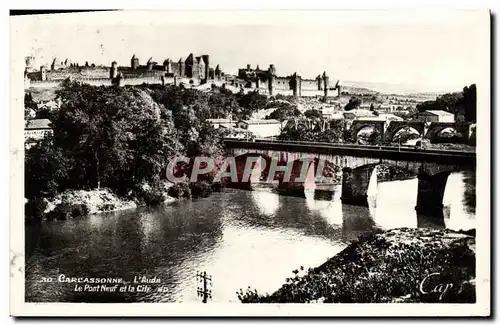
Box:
224;139;475;215
349;120;473;143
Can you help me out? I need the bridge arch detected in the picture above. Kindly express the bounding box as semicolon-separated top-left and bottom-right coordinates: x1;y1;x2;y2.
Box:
350;120;385;143
384;121;425;142
392;127;422;143
223;153;274;188
433;127;466;143
425;122;470;143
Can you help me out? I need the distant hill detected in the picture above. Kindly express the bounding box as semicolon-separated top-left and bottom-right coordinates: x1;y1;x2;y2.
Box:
342;80;461;96
340;85;379;95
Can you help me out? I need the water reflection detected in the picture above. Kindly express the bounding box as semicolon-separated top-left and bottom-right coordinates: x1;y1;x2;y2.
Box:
251;189;281;216
26;171;475;303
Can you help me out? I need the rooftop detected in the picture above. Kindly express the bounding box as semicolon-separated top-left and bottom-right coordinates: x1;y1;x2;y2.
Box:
207;118;233;123
343;109;375;117
25;119;52;130
240;119;282;125
424;110;455;116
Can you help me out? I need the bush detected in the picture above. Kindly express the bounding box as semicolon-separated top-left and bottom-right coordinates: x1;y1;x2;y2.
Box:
70;203;89;218
25;197;47;223
189;181;213;199
46;202;72;221
136;184;165;206
98;203;116;212
211;182;224;192
167;182;191;199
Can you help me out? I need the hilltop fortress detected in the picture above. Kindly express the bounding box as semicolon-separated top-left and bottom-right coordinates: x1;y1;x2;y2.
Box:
24;54;342;98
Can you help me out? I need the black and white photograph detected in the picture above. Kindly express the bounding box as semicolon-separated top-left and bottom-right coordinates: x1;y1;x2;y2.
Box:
9;9;491;316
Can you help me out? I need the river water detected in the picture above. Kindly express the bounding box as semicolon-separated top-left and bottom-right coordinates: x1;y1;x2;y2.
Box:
25;171;475;303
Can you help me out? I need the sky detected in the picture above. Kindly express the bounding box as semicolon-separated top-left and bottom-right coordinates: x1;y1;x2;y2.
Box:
12;10;489;93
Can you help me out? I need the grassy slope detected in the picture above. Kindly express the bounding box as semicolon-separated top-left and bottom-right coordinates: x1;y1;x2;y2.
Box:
238;228;476;303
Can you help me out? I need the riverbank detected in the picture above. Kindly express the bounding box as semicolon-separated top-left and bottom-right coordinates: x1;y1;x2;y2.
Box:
24;180;222;223
237;227;476;303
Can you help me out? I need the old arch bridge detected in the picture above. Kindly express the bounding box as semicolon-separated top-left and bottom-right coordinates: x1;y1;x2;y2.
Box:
350;120;473;142
223;139;475;215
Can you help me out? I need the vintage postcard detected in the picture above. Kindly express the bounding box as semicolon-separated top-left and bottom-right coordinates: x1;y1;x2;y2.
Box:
10;9;490;316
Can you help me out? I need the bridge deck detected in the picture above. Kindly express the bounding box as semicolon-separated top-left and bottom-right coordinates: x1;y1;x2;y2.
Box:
224;139;476;166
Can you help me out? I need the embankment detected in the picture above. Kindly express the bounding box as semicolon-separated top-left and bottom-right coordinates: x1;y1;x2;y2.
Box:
25;180;222;222
237;227;476;303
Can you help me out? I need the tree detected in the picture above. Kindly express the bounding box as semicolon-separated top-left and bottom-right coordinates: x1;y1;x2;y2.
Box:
25;137;70;199
415;84;476;123
344;97;361;111
24;92;37;125
51;80;175;194
304;109;323;120
236;90;267;120
267;105;301;122
462;84;476;123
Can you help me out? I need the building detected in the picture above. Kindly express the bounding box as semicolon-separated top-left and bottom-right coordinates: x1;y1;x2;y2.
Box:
420;110;455;123
25;119;53;145
356;113;404;122
343;109;375;120
235;119;282;138
207;118;235;129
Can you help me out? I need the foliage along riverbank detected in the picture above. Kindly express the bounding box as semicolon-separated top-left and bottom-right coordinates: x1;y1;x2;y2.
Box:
237;227;476;303
25;180;222;223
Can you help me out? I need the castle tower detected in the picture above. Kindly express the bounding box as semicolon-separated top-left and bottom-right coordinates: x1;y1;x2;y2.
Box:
215;64;221;80
112;72;123;87
185;54;195;78
178;58;184;77
40;65;47;81
291;73;302;98
51;58;57;71
246;64;251;71
202;55;210;81
198;57;206;81
335;80;342;98
147;57;154;71
268;65;275;95
322;71;330;98
110;61;118;79
163;59;171;73
131;54;139;70
25;56;36;72
316;75;323;91
269;64;276;76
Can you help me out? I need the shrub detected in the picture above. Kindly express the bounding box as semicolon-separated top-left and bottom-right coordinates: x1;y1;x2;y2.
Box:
70;203;89;218
167;182;192;199
25;197;47;223
135;184;165;206
211;182;224;192
47;202;72;221
99;203;116;212
189;181;213;199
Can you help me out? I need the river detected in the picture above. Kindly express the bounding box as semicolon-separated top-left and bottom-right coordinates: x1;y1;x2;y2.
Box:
25;171;475;303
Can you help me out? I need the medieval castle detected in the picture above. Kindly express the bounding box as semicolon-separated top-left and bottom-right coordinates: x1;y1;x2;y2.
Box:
24;54;341;98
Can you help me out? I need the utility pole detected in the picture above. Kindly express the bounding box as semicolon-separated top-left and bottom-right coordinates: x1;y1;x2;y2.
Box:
196;271;212;303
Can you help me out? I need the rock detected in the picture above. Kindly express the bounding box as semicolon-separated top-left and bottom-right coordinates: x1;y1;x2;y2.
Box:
42;188;138;219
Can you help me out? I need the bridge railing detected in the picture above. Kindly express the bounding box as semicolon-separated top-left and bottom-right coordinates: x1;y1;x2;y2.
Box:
223;137;476;155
